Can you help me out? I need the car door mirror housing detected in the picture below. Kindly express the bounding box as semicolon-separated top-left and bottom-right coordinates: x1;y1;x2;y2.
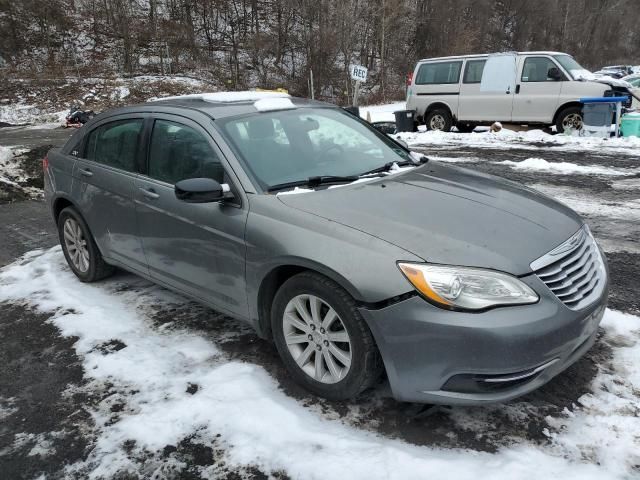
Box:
548;67;563;81
175;178;230;203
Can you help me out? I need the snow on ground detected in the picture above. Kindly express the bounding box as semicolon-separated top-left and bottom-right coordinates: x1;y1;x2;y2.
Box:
0;145;37;193
429;155;640;177
398;128;640;156
0;248;639;479
359;102;406;122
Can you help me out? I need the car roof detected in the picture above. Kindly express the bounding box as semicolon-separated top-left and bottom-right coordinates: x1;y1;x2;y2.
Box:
94;92;333;121
417;51;568;63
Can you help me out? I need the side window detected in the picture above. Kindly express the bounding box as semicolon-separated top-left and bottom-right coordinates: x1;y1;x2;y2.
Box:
415;61;462;85
463;60;486;84
521;57;562;82
85;119;143;172
148;120;224;185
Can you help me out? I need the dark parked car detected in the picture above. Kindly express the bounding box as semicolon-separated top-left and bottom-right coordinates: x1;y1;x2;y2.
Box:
44;92;608;404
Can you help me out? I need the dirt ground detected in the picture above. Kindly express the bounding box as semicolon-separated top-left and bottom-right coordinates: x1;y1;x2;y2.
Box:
0;126;638;478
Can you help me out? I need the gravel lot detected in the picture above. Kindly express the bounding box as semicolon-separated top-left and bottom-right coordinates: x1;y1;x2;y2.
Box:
0;126;638;479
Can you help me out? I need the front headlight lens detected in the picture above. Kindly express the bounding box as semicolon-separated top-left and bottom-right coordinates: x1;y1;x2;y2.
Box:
397;263;538;311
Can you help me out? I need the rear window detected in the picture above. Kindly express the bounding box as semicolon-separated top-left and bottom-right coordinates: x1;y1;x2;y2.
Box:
463;60;486;83
415;61;462;85
85;119;143;172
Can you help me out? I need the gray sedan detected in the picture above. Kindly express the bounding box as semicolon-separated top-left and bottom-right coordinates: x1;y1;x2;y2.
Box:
44;92;608;404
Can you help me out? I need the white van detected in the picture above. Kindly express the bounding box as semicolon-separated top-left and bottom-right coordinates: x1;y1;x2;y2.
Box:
406;51;632;133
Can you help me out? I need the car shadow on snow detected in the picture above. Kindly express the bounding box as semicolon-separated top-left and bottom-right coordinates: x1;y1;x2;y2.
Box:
148;291;613;454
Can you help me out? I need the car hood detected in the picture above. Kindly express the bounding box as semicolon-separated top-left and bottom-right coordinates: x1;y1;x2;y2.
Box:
277;163;583;275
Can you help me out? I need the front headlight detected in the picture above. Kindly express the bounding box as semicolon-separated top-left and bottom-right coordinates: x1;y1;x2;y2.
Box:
397;263;538;311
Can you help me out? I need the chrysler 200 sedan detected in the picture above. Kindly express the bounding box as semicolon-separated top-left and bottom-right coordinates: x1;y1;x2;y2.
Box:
44;92;608;404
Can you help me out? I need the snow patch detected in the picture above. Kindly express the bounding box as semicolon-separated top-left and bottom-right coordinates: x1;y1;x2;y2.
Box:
254;97;296;112
359;102;406;123
1;249;639;479
498;158;639;176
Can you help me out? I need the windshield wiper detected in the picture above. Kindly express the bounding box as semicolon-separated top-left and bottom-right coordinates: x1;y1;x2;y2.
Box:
268;175;360;192
358;159;421;177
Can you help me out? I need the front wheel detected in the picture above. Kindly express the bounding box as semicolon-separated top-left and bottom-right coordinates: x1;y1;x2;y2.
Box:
271;272;382;400
556;106;583;134
425;109;453;132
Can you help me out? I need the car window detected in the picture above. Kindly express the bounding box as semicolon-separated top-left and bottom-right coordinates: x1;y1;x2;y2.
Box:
415;61;462;85
147;119;224;185
628;78;640;87
85;119;143;172
219;108;412;189
463;60;486;84
521;57;562;82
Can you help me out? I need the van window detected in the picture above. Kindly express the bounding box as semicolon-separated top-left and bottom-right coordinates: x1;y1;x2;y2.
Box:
85;119;143;172
415;61;462;85
521;57;562;82
463;60;486;83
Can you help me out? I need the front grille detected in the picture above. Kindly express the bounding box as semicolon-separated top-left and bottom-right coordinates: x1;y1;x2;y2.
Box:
531;226;606;310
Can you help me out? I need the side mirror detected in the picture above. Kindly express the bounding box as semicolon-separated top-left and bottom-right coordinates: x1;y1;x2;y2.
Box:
548;67;563;81
175;178;230;203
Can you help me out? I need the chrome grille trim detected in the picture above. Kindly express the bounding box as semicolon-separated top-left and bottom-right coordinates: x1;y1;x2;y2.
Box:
531;226;606;310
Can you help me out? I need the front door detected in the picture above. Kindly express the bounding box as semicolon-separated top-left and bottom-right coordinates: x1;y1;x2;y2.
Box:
72;116;147;273
512;56;563;123
134;115;249;317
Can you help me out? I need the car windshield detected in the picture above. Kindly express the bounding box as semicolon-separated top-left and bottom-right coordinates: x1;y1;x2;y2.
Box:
553;55;589;80
217;108;413;190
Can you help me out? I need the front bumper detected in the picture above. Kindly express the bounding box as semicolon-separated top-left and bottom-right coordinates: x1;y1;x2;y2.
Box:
359;274;607;404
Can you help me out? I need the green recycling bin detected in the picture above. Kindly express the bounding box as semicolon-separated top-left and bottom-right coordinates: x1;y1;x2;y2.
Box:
620;113;640;137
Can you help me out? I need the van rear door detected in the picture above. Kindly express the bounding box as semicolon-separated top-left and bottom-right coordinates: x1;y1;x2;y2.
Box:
411;60;462;119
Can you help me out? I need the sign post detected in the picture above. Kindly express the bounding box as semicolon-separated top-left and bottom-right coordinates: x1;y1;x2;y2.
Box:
350;64;368;107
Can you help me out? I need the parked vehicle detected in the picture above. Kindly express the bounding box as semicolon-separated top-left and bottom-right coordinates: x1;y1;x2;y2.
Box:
600;65;634;76
593;69;626;79
44;92;608;404
407;51;632;133
622;74;640;109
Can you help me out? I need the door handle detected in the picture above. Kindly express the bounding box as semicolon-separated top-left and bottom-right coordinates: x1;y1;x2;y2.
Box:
139;187;160;199
515;84;521;94
79;168;93;177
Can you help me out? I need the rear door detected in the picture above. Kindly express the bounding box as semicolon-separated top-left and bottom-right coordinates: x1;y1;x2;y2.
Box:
412;60;463;118
72;115;147;273
134;114;249;317
512;56;563;123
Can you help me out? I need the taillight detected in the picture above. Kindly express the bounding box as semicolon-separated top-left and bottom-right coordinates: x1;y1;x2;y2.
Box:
42;156;49;170
406;72;413;86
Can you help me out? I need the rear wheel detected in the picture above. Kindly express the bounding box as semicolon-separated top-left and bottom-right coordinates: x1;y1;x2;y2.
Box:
425;108;453;132
556;106;583;133
271;272;382;400
57;206;114;282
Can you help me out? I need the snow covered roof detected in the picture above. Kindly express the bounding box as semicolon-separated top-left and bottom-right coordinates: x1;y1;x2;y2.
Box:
149;90;290;104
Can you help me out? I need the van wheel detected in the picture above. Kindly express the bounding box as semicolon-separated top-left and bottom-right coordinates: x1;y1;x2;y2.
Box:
556;106;583;133
456;122;477;133
426;109;453;132
58;206;114;282
271;272;382;401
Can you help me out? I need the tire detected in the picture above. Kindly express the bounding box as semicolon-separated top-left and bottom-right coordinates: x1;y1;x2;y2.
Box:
425;108;453;132
555;106;583;134
57;206;114;282
455;122;477;133
271;272;382;401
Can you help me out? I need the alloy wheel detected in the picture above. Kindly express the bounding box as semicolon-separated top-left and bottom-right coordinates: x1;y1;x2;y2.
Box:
562;113;583;131
282;294;352;384
63;217;90;273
